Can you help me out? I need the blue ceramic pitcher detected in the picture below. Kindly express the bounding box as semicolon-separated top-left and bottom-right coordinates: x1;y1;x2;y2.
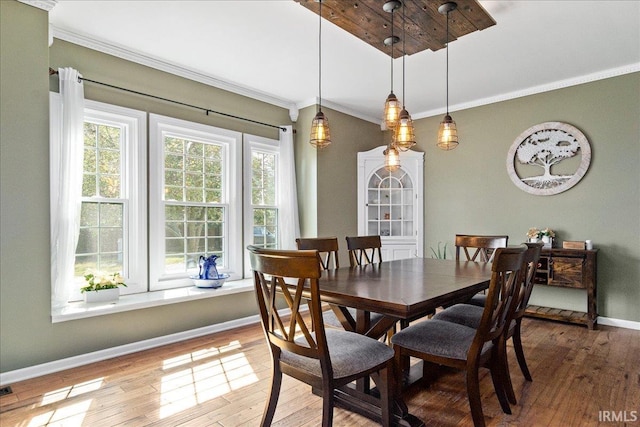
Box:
198;255;220;279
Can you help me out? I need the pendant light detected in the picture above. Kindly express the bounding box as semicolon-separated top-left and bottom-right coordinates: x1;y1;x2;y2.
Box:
382;1;401;130
437;2;459;150
394;1;417;152
384;143;400;172
310;0;331;149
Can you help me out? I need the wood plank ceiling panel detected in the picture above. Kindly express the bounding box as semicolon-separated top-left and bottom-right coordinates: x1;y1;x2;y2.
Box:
294;0;495;58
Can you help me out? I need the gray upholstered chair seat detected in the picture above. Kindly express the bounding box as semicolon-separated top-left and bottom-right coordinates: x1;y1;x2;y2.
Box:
323;307;386;329
433;303;484;329
282;328;394;380
390;319;492;361
434;303;517;332
467;294;487;307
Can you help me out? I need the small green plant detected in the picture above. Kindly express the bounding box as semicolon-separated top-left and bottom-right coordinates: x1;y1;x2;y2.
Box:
81;271;127;293
430;241;448;259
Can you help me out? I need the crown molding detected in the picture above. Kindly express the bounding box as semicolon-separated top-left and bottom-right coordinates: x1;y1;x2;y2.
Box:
50;27;638;126
51;26;378;125
18;0;57;12
50;26;301;121
413;62;640;120
297;97;380;125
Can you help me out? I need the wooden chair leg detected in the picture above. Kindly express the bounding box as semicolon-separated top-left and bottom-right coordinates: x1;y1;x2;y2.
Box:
502;351;517;405
513;321;533;381
261;363;283;427
498;336;517;405
321;383;334;427
392;349;411;419
372;364;392;427
489;344;512;414
466;363;487;427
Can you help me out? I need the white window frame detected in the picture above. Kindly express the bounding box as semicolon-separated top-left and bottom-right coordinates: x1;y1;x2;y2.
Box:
50;94;147;300
243;134;280;277
149;114;242;291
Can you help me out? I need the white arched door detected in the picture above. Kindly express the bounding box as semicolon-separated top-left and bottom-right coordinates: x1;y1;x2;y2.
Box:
357;146;424;260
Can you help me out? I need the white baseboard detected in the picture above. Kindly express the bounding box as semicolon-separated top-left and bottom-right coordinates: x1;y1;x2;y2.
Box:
597;316;640;331
0;312;265;386
2;310;637;386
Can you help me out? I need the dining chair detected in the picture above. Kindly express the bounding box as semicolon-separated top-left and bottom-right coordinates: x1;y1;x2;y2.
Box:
346;234;434;330
455;234;509;263
296;236;381;331
433;242;543;406
451;234;509;307
345;235;410;332
296;237;340;270
345;235;383;267
390;246;526;427
248;246;394;427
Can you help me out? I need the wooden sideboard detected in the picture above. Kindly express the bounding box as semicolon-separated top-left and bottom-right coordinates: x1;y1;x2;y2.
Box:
525;248;598;329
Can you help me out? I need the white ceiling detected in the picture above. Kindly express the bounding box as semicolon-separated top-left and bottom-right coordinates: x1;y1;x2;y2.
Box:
48;1;640;124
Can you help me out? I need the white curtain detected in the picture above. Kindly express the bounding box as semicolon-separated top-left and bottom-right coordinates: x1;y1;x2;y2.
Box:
50;68;85;308
278;125;300;249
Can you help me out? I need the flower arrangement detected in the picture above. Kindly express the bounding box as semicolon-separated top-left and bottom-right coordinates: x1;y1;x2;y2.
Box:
81;271;127;293
526;227;555;240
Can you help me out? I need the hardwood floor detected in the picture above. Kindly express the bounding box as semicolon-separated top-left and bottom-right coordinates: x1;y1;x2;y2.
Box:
1;318;639;426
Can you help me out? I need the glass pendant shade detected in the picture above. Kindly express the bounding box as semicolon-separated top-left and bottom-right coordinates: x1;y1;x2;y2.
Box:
384;92;401;129
310;111;331;149
394;108;416;151
384;144;400;171
437;114;459;150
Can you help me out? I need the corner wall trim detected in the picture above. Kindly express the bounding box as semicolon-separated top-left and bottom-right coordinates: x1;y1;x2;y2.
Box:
597;316;640;331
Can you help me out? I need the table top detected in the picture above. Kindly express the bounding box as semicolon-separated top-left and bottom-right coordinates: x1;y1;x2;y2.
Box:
318;257;493;319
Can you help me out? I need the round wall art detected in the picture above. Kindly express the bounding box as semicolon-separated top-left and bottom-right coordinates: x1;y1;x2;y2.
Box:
506;122;591;196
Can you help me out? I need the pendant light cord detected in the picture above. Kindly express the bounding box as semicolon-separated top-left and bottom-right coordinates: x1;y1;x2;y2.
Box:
445;8;450;115
402;3;406;108
390;8;394;92
318;0;323;113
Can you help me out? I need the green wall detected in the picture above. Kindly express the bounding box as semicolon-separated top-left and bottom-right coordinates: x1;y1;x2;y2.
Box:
1;0;638;374
413;74;640;321
1;0;54;373
296;105;384;267
295;105;319;239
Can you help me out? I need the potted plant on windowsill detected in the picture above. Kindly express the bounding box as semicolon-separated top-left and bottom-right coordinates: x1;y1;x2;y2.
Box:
81;272;127;303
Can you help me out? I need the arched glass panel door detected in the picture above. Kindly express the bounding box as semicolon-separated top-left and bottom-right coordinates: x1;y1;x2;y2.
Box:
366;167;413;237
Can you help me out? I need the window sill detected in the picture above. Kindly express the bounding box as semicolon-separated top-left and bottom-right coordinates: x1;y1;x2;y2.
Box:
52;278;254;323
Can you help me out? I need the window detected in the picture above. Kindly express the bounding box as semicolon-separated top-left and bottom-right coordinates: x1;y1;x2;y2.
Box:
52;97;290;304
243;134;280;274
248;139;279;247
149;114;242;291
50;95;147;301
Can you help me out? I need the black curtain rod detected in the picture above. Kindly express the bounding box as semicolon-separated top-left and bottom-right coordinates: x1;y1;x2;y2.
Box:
49;68;287;132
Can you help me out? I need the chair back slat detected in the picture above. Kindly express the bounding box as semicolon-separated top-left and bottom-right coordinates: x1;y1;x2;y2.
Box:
513;242;544;319
474;246;526;346
249;246;329;364
346;235;383;267
455;234;509;263
296;237;340;270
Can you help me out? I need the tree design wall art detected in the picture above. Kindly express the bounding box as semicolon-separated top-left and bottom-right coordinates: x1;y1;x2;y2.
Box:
506;122;591;196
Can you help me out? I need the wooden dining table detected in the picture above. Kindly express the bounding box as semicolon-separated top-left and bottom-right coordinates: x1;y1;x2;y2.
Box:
313;257;493;427
320;257;492;337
